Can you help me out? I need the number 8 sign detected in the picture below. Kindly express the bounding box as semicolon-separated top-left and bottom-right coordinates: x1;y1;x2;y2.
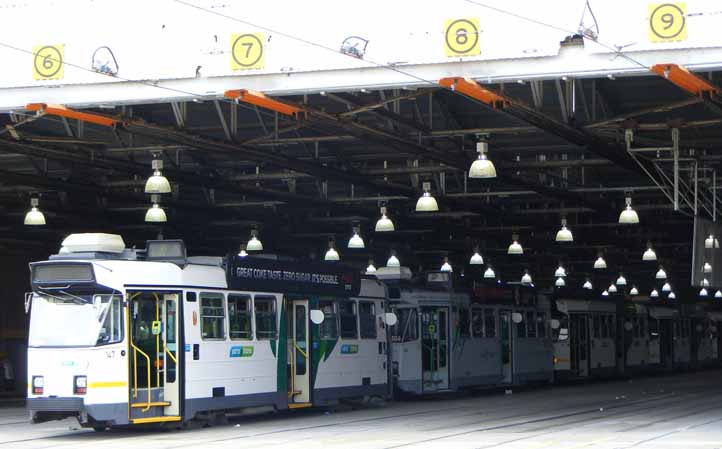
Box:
444;18;481;57
231;33;265;71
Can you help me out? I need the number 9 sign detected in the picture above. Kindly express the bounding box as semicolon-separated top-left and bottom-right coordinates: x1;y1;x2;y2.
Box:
444;18;481;57
648;3;687;43
231;33;265;71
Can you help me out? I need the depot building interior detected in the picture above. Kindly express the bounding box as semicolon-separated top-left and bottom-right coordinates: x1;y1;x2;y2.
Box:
1;38;722;397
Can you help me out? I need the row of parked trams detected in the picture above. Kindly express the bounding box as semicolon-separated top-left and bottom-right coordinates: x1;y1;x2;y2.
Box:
25;234;722;429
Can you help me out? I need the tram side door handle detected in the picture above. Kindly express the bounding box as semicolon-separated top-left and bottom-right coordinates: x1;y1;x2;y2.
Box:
193;344;199;360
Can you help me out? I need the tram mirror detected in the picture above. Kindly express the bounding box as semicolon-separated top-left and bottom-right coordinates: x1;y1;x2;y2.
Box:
310;309;325;325
511;312;523;324
151;320;161;335
549;319;561;330
383;312;398;326
624;321;633;331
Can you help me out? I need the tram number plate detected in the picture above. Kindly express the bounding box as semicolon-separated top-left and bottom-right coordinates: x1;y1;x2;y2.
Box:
32;44;65;80
648;3;687;43
444;18;481;57
231;33;265;70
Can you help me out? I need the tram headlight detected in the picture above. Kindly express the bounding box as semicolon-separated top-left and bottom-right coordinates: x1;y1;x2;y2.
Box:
74;376;87;395
32;376;44;395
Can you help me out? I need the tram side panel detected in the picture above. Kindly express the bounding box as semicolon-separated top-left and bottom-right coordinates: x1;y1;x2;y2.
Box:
451;305;503;389
390;306;423;395
511;308;553;384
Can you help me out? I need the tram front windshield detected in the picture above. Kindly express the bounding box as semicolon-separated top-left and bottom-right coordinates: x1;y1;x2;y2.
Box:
29;292;124;347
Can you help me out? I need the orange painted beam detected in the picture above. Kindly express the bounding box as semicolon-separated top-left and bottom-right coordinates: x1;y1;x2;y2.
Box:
26;103;118;128
438;77;509;109
651;64;719;97
224;89;301;117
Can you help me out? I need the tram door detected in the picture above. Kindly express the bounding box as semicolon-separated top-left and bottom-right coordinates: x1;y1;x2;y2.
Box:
288;299;311;406
500;311;513;384
128;292;181;422
421;307;449;391
570;314;589;377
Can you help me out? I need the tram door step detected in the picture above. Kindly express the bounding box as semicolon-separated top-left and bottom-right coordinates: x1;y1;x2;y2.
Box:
288;402;313;409
131;401;171;408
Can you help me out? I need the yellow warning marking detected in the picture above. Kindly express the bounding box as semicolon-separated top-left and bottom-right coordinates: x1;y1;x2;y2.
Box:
231;33;265;70
444;18;481;57
32;44;64;80
648;3;687;42
89;381;127;388
131;416;181;424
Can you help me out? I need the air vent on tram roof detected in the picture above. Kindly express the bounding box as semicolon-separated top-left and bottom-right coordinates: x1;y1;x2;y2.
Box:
144;239;187;266
60;233;126;254
372;266;413;281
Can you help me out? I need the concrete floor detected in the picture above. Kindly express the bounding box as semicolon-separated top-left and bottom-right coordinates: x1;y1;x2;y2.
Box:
1;370;721;449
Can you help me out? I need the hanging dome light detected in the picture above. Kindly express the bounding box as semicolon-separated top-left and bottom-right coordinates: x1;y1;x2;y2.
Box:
555;277;566;287
348;225;365;249
375;206;395;232
416;182;439;212
619;195;639;224
366;260;377;274
642;244;657;261
700;288;709;297
521;270;533;285
583;279;593;290
705;234;715;249
468;142;497;178
144;158;171;194
668;291;676;300
655;267;667;280
144;195;167;223
715;290;722;299
24;197;46;226
555;218;573;242
238;244;248;258
247;228;263;251
616;274;627;286
608;284;618;293
650;289;659;298
704;262;713;274
387;251;400;268
702;278;710;288
602;290;609;297
440;257;453;272
508;234;523;255
630;286;639;296
324;239;340;262
470;249;484;265
662;282;672;292
484;266;496;279
554;264;567;278
594;255;607;269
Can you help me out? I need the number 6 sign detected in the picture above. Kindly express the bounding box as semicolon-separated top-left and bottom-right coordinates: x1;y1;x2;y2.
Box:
32;44;64;80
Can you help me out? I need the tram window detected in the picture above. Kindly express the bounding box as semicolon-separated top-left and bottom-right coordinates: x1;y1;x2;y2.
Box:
600;315;609;339
200;293;225;340
593;315;601;339
537;312;547;338
648;318;659;339
484;309;496;338
526;312;536;338
471;308;484;338
517;313;527;338
391;308;418;342
339;301;358;339
359;301;377;339
228;294;252;340
459;307;470;338
609;315;616;339
254;296;277;340
318;300;338;339
640;318;647;339
97;295;124;345
674;320;680;338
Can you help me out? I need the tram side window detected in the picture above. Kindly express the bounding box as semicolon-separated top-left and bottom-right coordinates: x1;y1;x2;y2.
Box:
359;301;377;339
339;301;358;339
517;313;527;338
674;320;680;338
640;318;647;339
593;315;601;339
459;307;471;338
608;315;616;339
254;296;277;340
98;295;124;345
200;292;225;340
537;312;547;338
484;309;496;338
600;315;608;339
228;294;252;340
391;308;418;342
526;311;537;338
471;308;484;338
318;300;338;339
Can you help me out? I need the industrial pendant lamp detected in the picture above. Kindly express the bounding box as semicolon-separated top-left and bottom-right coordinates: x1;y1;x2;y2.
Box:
554;264;567;278
144;157;171;194
602;290;609;297
555;277;566;287
144;195;167;223
619;195;639;224
521;270;533;285
704;262;713;274
555;218;573;242
715;290;722;299
247;228;263;252
24;196;46;226
484;266;496;279
416;182;439;212
238;244;248;258
700;288;709;297
508;234;524;255
655;267;667;280
375;206;395;232
662;282;672;292
469;247;484;265
387;250;400;268
642;243;657;261
608;284;618;293
468;142;497;179
583;279;593;290
650;289;659;298
668;291;676;300
705;234;715;249
366;260;377;274
440;257;453;272
594;255;607;269
630;286;639;296
702;278;711;288
348;225;365;249
616;274;627;286
324;239;340;261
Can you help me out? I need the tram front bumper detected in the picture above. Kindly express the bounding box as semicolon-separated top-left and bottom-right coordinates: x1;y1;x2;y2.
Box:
27;397;129;426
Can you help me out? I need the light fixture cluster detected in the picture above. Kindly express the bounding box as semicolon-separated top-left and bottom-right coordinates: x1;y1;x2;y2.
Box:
144;157;171;223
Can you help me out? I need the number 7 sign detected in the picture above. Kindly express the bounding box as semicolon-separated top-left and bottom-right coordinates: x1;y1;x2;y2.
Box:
231;33;265;70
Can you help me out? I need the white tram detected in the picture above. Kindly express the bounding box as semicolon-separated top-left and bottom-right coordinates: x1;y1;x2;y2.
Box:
26;234;390;429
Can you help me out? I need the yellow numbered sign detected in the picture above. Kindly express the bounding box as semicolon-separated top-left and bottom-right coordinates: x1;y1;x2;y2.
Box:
648;3;687;42
444;18;480;57
230;33;265;70
32;44;64;80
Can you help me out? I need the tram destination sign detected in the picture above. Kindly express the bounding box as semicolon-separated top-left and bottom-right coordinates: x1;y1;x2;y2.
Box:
227;256;360;297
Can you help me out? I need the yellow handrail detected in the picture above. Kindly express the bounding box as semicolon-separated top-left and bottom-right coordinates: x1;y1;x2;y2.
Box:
130;342;152;412
164;344;177;364
294;344;308;359
153;293;160;389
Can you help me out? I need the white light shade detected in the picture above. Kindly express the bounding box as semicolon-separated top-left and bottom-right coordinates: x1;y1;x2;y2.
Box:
702;278;710;288
583;280;593;290
348;232;365;249
668;292;676;299
387;254;401;267
715;290;722;298
144;203;167;222
704;262;713;273
630;287;639;295
594;256;607;269
619;197;639;224
650;289;659;298
602;290;609;297
616;275;627;286
247;236;263;251
238;249;248;257
440;262;453;272
700;288;709;297
24;207;46;226
662;282;671;292
324;247;340;261
469;154;497;178
470;252;484;265
375;215;395;232
642;247;657;261
655;267;667;279
555;277;566;287
144;171;171;194
554;266;567;278
484;267;496;279
508;240;524;255
521;272;533;285
416;183;439;212
366;263;377;274
705;234;715;249
608;284;618;293
555;226;573;242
